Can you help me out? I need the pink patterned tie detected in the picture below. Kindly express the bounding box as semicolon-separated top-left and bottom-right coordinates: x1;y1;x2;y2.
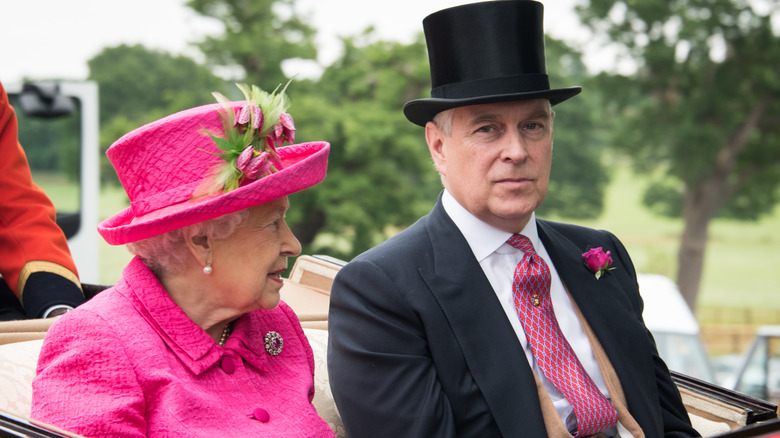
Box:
507;234;618;437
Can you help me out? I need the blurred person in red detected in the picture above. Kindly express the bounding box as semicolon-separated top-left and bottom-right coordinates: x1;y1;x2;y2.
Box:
0;80;84;320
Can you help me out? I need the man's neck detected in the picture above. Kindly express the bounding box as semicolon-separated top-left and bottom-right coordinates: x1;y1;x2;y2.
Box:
441;190;539;261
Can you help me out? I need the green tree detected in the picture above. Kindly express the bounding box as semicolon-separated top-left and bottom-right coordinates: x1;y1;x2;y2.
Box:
537;38;609;220
287;32;440;260
578;0;780;309
186;0;317;88
88;44;227;124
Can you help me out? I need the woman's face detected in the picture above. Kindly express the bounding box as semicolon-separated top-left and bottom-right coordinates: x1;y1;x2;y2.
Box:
209;197;301;312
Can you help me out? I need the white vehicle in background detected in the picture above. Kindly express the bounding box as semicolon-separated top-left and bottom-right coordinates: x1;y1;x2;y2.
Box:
5;81;100;284
638;273;717;384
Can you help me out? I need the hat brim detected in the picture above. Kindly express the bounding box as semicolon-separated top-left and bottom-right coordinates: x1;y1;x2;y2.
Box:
98;141;329;245
403;87;582;127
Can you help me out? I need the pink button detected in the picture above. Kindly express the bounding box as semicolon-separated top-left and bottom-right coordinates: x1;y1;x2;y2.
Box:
220;356;235;374
252;407;270;422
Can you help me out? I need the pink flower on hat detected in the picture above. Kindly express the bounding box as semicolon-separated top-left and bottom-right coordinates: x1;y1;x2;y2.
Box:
236;146;272;179
234;103;264;131
279;112;295;143
252;105;264;130
235;103;251;126
201;83;298;193
267;113;295;147
244;152;272;179
582;247;615;279
236;145;255;171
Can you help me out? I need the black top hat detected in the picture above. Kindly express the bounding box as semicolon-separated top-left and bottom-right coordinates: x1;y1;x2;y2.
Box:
403;0;582;127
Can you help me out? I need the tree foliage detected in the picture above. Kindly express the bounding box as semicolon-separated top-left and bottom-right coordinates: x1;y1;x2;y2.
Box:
286;32;441;260
186;0;317;88
88;44;227;125
577;0;780;308
537;38;610;220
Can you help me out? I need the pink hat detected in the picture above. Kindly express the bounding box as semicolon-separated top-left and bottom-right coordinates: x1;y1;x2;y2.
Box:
98;85;329;245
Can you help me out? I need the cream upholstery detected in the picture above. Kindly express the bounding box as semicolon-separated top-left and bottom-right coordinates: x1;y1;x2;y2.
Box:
305;328;346;437
0;318;53;345
0;338;42;418
280;255;342;330
679;386;740;435
689;414;732;436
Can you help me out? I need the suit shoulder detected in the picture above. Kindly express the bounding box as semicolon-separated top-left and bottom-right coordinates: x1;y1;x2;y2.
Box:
352;216;430;263
538;218;618;245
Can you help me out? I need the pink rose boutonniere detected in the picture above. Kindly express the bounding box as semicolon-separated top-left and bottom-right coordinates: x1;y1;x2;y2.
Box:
582;247;616;279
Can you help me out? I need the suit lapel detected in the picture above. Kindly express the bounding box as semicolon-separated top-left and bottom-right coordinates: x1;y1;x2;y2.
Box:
417;201;548;437
536;221;643;362
536;221;630;339
537;220;657;432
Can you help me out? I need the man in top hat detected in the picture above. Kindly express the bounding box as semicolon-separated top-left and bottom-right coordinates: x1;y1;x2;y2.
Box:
327;1;698;437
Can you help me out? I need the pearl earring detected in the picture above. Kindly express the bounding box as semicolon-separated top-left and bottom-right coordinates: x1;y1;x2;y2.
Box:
203;264;213;275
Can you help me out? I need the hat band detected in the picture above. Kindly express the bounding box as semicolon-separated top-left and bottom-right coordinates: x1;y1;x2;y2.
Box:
130;180;202;216
431;73;550;99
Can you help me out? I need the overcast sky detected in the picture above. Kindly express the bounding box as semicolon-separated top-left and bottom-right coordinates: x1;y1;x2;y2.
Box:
0;0;607;84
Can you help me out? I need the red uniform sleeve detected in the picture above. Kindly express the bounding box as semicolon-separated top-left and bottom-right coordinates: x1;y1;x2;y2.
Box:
0;81;80;299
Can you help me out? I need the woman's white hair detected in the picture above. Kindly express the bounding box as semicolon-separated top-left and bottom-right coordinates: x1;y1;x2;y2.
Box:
126;209;249;274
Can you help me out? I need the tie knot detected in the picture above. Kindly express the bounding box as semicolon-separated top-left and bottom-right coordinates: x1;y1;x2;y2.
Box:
507;234;536;254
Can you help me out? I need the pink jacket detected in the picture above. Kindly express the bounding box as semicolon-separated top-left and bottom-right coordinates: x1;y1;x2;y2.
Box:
31;257;335;438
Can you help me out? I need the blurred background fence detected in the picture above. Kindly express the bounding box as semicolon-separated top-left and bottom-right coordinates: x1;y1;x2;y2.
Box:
698;307;780;356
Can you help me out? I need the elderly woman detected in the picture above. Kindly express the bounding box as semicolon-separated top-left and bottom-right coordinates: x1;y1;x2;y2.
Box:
31;84;335;437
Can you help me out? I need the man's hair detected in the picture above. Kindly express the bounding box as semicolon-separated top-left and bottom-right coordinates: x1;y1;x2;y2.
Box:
126;209;249;274
432;109;454;137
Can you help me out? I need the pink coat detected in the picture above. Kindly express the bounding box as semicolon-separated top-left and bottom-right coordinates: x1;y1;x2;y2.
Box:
31;257;335;438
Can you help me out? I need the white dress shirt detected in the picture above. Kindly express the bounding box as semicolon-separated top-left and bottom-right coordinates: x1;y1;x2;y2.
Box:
442;190;632;437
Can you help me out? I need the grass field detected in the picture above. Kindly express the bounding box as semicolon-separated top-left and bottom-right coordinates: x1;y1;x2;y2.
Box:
94;164;779;311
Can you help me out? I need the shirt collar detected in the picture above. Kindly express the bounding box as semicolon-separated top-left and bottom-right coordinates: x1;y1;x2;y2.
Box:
441;190;540;261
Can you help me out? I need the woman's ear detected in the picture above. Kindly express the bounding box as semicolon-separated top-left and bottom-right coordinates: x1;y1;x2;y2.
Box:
185;232;211;268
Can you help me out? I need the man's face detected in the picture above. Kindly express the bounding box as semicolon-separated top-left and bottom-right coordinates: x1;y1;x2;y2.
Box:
426;98;554;233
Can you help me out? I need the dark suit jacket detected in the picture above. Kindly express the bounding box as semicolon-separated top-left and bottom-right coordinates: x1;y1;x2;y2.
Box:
327;198;697;438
